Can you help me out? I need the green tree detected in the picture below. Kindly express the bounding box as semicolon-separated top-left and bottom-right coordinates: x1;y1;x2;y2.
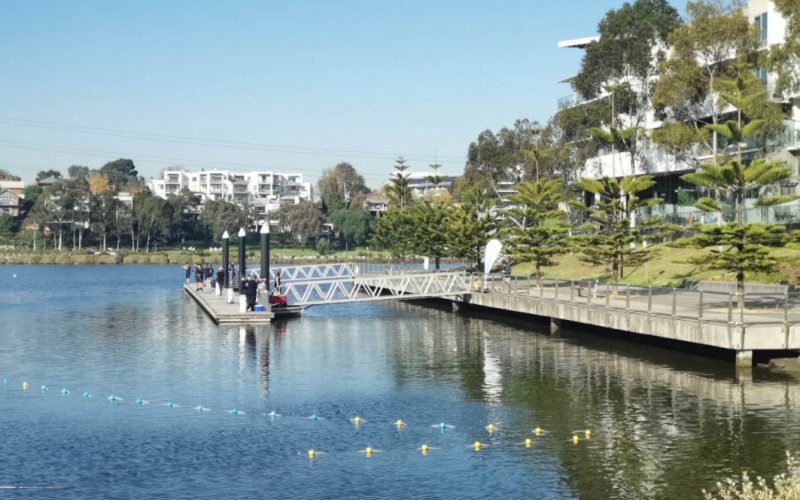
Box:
0;169;21;181
68;165;91;179
370;207;416;268
201;199;248;243
574;0;681;133
317;162;369;213
652;0;759;166
316;237;330;256
138;195;171;252
446;187;497;269
0;214;17;241
35;170;62;182
501;180;571;287
20;185;43;212
767;0;800;98
574;175;671;294
410;201;451;270
387;156;413;207
99;159;138;190
676;223;785;310
330;208;371;246
284;203;324;248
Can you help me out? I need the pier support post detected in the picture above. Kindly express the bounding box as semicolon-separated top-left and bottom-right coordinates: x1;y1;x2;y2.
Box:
550;318;562;336
736;350;753;368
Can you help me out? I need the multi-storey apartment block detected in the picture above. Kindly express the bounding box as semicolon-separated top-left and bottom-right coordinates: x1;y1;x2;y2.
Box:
558;0;800;224
148;169;314;214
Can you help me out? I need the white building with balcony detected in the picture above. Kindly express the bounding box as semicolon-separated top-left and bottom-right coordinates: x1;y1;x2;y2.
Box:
557;0;800;220
148;169;313;213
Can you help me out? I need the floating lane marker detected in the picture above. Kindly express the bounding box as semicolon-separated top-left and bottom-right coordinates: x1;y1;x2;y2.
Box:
164;401;179;409
307;414;323;421
486;424;495;433
473;441;482;451
525;438;532;448
22;382;28;391
571;435;579;444
350;415;367;425
229;408;244;416
357;447;382;457
136;399;150;406
82;391;91;399
196;405;210;412
40;385;47;393
61;389;69;396
394;420;406;428
533;427;547;436
267;411;282;418
571;429;591;439
433;423;455;430
108;395;122;404
417;444;439;455
3;379;8;387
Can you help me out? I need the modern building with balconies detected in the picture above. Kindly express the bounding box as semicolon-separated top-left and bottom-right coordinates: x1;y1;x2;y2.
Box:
557;0;800;225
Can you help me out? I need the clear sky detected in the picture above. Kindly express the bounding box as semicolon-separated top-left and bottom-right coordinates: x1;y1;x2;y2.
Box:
0;0;674;187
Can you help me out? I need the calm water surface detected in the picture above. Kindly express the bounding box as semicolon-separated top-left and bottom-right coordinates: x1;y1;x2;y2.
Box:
1;265;799;499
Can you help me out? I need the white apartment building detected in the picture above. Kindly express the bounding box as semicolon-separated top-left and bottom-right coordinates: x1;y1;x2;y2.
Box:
148;169;314;213
558;0;800;220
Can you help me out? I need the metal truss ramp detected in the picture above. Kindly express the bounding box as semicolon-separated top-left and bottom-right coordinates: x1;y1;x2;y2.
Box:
254;263;359;281
281;271;472;307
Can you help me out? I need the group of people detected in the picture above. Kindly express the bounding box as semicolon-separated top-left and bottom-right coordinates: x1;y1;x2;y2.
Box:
184;263;216;291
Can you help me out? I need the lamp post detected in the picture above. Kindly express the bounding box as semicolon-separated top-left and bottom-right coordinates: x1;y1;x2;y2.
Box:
238;227;246;292
222;231;230;288
260;223;270;291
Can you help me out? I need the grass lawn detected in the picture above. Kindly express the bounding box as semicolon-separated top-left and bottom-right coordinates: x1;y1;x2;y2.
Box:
512;243;800;287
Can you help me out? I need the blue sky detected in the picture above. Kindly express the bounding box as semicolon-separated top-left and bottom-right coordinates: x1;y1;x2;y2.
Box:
0;0;668;187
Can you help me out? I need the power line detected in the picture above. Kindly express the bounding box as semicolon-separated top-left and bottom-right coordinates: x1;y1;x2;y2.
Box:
0;116;467;163
0;140;394;181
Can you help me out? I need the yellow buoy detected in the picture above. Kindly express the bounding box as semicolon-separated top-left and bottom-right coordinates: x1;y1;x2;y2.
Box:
395;420;404;428
525;438;532;448
353;416;361;424
365;447;372;456
421;444;429;453
585;429;591;439
572;435;579;444
308;449;316;459
486;424;494;433
474;441;481;451
534;427;542;436
22;382;28;391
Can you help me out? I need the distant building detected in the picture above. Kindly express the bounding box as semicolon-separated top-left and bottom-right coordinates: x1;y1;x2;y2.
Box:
148;168;313;213
0;189;22;216
35;176;61;189
0;180;24;197
403;172;458;198
364;194;390;217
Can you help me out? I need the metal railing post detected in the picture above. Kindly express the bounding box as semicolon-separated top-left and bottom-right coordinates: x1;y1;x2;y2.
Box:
740;293;744;324
647;286;652;312
570;280;574;303
785;291;789;325
699;291;704;319
587;282;592;305
605;286;610;308
555;279;559;301
540;279;544;298
728;293;733;324
626;284;630;310
672;288;677;316
528;275;531;297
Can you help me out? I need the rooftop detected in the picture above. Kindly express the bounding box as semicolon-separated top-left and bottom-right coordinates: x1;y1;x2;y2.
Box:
557;36;599;49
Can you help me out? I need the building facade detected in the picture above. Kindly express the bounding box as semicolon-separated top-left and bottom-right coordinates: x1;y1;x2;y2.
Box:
148;168;314;213
557;0;800;223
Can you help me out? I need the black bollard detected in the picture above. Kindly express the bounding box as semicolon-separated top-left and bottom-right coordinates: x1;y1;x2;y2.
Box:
222;231;230;288
260;223;270;292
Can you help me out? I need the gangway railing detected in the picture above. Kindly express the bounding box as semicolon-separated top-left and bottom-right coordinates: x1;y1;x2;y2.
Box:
281;271;473;307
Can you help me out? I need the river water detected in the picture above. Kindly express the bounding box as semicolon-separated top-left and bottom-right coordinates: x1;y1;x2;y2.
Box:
1;265;799;499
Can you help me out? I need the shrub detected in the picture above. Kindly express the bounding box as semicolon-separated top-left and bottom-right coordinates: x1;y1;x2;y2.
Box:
703;453;800;499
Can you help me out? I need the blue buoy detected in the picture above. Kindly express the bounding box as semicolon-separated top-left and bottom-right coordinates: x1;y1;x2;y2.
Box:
311;413;317;421
269;411;277;418
231;408;239;416
136;398;143;405
3;379;8;387
108;395;116;403
196;405;203;412
40;385;47;393
440;422;446;429
61;389;69;396
83;391;90;399
167;401;174;408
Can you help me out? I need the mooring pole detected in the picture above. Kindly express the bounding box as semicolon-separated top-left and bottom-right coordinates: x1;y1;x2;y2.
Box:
260;223;270;292
238;227;246;292
222;231;230;288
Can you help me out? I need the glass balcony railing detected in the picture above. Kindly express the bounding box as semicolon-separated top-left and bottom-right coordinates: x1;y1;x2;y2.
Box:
557;93;586;110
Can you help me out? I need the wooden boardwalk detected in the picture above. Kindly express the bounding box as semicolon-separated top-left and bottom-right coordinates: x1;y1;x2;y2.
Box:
184;285;276;324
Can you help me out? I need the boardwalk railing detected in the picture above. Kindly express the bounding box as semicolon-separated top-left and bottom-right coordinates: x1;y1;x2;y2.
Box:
479;274;800;328
282;271;473;307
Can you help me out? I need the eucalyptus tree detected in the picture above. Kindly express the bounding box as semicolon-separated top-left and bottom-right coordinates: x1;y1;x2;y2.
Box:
767;0;800;98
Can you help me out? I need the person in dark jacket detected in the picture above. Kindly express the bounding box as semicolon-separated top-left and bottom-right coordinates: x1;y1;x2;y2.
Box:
216;267;225;289
245;277;258;312
183;263;191;284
